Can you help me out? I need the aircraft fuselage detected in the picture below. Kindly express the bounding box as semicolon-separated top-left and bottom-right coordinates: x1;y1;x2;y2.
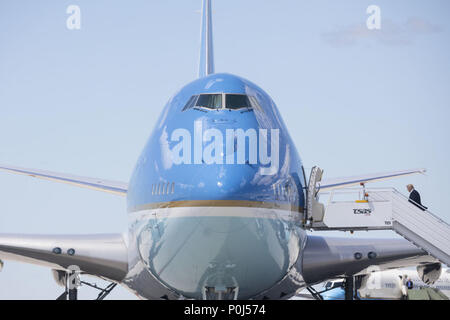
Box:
124;73;308;299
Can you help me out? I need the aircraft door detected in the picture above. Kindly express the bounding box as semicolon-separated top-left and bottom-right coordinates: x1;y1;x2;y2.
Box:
306;167;325;226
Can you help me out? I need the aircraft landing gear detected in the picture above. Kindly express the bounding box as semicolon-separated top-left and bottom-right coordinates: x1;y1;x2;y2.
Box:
56;269;80;300
344;276;354;300
55;268;117;300
344;276;362;300
81;281;118;300
306;286;324;300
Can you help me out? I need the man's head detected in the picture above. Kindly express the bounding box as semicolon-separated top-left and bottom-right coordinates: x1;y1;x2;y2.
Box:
407;184;414;192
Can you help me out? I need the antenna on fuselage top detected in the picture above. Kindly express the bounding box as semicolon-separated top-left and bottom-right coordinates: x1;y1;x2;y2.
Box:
198;0;215;78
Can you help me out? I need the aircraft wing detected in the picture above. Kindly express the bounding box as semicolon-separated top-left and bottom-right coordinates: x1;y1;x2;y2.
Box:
0;164;128;196
0;234;128;282
302;235;437;285
318;168;426;191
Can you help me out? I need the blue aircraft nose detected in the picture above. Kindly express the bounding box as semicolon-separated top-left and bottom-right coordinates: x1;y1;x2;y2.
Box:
195;163;268;201
126;72;307;299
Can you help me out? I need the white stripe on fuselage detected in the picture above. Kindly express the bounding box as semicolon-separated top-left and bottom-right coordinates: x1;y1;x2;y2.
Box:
129;206;298;222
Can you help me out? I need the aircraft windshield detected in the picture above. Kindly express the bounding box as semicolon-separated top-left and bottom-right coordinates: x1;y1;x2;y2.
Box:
226;94;252;110
182;94;260;112
196;94;222;110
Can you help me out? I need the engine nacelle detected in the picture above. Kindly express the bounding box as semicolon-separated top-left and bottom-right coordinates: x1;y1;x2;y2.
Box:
417;263;442;285
51;269;67;287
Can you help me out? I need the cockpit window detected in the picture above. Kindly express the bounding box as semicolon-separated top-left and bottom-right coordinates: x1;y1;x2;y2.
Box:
196;94;222;110
182;95;199;112
182;93;262;112
226;94;251;110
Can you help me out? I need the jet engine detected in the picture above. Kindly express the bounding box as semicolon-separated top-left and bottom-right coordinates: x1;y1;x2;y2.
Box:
417;263;442;285
51;269;67;287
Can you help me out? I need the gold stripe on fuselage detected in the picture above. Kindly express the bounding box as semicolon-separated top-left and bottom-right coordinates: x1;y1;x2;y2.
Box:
129;200;303;213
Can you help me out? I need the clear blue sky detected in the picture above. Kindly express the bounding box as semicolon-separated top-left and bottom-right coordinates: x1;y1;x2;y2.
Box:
0;0;449;299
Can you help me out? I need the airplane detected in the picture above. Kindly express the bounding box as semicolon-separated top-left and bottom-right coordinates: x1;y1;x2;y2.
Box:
306;265;450;300
0;0;438;300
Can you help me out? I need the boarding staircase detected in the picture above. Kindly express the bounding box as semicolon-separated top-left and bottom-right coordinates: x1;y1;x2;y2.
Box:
304;169;450;267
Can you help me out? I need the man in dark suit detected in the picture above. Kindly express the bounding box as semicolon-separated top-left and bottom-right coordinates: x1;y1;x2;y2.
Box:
407;184;427;211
